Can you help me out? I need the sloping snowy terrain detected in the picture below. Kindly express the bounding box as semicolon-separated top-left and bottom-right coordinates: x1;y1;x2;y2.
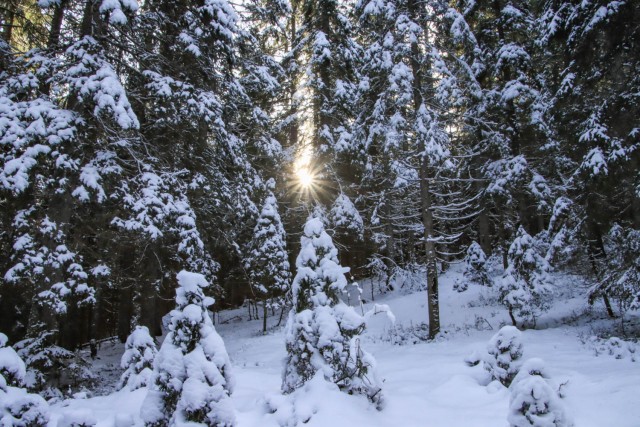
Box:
49;264;640;427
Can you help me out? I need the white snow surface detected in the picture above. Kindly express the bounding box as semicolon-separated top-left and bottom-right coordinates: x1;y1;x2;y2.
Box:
46;265;640;426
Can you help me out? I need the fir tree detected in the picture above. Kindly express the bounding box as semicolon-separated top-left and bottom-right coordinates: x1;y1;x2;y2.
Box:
0;333;49;427
351;0;466;338
457;241;491;291
499;227;553;327
141;271;235;427
118;326;157;391
282;218;382;406
538;0;640;254
14;329;79;393
330;193;364;240
508;358;572;427
589;225;640;319
245;180;291;333
484;325;524;387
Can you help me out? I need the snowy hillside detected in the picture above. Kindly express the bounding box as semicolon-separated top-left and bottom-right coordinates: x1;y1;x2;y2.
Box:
43;265;640;427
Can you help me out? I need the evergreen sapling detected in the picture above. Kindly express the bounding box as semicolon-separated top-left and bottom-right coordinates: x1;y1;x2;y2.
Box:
141;271;235;427
282;218;383;407
119;326;157;391
498;227;552;327
484;326;524;387
245;181;291;333
508;358;572;427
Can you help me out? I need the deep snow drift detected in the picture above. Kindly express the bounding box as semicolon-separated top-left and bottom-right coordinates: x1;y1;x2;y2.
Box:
47;264;639;427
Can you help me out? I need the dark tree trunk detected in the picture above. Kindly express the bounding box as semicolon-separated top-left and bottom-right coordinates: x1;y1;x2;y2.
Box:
407;0;439;339
263;301;268;333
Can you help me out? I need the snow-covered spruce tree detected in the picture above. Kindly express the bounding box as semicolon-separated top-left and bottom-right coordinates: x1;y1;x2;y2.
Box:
466;242;491;284
508;358;572;427
282;218;382;406
350;0;470;339
484;325;524;387
329;193;365;273
13;328;86;394
538;1;639;299
589;225;640;319
0;0;159;352
330;193;364;241
0;333;49;427
288;0;362;181
130;0;283;316
245;181;291;333
141;271;234;427
457;241;491;292
444;0;557;264
498;227;553;328
118;326;157;391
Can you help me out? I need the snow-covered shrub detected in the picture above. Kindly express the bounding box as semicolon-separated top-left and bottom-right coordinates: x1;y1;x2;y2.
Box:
141;271;235;427
584;336;637;361
118;326;157;391
508;358;572;427
0;386;50;427
498;227;552;327
282;218;383;407
0;333;50;427
389;263;426;292
484;326;524;387
14;329;95;394
508;376;571;427
377;322;430;346
267;373;350;427
453;279;468;293
604;337;632;360
463;241;491;288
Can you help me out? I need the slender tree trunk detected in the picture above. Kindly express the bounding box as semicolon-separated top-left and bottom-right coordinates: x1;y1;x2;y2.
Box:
140;244;163;336
384;198;396;291
475;175;492;255
263;300;268;333
500;212;509;269
421;160;440;339
585;219;615;318
508;306;517;327
287;5;299;150
407;0;439;339
47;0;67;48
2;8;13;43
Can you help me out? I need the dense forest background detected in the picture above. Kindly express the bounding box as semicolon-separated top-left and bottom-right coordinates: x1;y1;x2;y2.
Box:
0;0;638;392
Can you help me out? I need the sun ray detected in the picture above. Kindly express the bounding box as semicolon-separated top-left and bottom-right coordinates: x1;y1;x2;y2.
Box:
297;167;315;189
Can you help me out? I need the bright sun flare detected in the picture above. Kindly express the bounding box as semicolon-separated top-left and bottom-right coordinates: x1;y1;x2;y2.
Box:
297;168;315;188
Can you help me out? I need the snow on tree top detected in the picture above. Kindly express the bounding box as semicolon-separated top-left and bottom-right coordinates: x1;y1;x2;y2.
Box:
304;217;325;237
175;270;215;308
488;325;522;354
177;270;210;292
512;357;550;384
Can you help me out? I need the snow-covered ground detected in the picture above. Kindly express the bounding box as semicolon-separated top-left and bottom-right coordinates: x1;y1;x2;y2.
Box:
50;264;640;427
